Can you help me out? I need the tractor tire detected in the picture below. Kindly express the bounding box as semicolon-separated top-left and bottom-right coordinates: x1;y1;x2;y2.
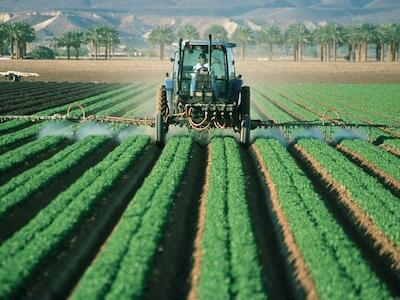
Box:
8;74;17;82
239;86;250;116
155;112;165;146
156;85;169;116
240;114;251;146
155;85;168;146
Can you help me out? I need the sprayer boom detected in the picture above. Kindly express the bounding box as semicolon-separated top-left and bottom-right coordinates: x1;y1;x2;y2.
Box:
0;104;398;142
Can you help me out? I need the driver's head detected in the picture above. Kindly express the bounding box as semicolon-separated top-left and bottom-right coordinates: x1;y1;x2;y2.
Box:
198;53;207;65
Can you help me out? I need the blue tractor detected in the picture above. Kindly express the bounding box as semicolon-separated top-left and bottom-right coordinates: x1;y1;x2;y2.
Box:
155;35;251;145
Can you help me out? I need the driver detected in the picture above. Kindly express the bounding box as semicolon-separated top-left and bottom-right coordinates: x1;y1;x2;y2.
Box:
193;53;209;73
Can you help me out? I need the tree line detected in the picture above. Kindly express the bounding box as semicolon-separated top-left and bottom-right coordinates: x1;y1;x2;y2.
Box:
149;23;400;62
0;22;120;59
1;21;399;61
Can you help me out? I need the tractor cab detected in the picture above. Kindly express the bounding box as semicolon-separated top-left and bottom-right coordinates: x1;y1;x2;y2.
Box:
166;39;243;113
155;35;251;146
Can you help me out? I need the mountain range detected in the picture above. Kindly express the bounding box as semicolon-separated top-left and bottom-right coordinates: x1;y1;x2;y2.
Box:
0;0;399;47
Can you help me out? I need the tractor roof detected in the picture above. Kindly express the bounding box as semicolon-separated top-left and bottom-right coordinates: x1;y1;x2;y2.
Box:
172;40;236;48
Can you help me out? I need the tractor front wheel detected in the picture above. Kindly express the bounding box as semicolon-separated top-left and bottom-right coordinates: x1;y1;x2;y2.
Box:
155;85;168;146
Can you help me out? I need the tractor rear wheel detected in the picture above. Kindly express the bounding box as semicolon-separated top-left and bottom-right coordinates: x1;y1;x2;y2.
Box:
239;86;250;116
155;85;168;146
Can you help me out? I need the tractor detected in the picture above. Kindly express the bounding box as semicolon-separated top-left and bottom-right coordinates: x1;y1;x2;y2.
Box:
155;35;251;145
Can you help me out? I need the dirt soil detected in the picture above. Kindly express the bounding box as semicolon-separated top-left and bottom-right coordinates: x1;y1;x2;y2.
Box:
1;59;400;84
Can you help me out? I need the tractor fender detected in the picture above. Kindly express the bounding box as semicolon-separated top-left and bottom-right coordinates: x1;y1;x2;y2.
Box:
164;78;173;108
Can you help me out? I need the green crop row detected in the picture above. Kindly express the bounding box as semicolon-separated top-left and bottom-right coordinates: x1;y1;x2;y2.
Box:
72;136;192;299
340;140;400;181
0;136;66;175
252;89;294;123
383;139;400;152
2;83;95;112
0;135;149;298
0;83;139;135
255;138;391;299
296;138;400;246
198;137;265;300
0;136;109;219
0;84;147;153
298;84;399;122
254;86;318;121
278;84;399;138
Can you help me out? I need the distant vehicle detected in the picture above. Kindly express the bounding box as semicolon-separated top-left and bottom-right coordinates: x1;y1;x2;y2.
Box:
0;71;39;82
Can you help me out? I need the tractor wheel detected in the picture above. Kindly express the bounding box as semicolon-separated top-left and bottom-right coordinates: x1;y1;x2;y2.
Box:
239;86;250;116
156;85;169;116
8;74;17;82
155;85;168;146
240;114;251;146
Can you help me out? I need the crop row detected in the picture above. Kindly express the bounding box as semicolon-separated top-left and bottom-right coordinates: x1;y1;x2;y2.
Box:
337;139;400;193
0;135;150;298
275;84;399;138
195;137;265;299
254;86;318;121
0;84;149;153
2;83;92;106
1;83;118;115
0;135;109;219
0;82;69;97
294;139;400;272
263;85;392;140
253;139;391;299
252;89;294;122
296;84;399;122
0;83;139;135
0;135;67;175
72;136;192;299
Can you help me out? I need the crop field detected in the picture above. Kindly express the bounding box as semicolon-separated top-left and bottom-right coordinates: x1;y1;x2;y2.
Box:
0;81;399;299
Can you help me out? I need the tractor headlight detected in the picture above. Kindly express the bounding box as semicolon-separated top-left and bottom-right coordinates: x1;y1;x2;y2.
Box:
205;91;213;97
195;91;203;97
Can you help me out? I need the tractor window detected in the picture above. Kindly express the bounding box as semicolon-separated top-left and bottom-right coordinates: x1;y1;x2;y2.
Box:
227;50;235;80
181;45;227;97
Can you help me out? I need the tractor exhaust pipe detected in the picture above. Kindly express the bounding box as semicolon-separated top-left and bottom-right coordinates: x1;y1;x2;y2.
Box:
208;34;212;72
178;38;183;93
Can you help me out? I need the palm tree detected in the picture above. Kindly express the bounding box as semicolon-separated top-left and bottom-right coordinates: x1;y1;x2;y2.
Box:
0;23;8;57
358;23;376;62
71;31;83;59
286;23;311;62
232;26;255;60
258;25;282;61
313;25;330;62
148;26;175;60
8;22;35;59
103;26;120;59
177;24;200;40
85;26;100;59
327;23;344;62
57;31;82;59
386;24;400;62
375;24;391;61
343;25;360;62
204;25;228;40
